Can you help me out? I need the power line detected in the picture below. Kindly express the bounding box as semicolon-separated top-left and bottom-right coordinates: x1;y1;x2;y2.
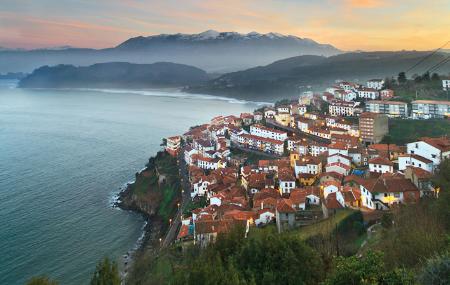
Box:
427;56;450;74
405;40;450;73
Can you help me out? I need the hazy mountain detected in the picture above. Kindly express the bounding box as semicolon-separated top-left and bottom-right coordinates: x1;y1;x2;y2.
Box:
18;62;208;88
186;51;450;101
0;30;341;73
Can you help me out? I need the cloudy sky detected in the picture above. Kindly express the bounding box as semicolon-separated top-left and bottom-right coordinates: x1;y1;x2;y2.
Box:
1;0;449;50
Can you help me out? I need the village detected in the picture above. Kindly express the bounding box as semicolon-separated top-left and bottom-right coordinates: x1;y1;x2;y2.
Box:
165;78;450;248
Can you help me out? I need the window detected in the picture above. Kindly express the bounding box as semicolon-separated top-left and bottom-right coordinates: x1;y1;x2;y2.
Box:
384;193;387;197
432;154;436;159
394;193;400;198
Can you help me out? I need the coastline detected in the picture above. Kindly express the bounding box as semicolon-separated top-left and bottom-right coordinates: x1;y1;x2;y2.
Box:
113;151;181;279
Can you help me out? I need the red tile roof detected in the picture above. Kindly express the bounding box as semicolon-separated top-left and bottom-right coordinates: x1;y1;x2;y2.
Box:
276;199;296;213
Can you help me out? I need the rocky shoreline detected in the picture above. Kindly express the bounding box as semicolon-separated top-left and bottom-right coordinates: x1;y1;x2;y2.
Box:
113;151;181;280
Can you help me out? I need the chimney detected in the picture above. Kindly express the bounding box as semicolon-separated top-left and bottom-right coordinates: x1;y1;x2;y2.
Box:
261;201;264;210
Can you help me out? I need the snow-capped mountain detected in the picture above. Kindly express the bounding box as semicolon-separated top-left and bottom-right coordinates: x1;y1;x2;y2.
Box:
116;30;339;52
0;30;341;73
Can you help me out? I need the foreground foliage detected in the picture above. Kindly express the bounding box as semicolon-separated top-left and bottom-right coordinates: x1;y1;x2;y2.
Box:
90;257;121;285
26;276;58;285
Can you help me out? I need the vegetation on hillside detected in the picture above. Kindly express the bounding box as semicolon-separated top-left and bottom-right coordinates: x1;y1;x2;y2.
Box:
119;151;181;221
385;71;449;103
382;118;450;145
90;257;121;285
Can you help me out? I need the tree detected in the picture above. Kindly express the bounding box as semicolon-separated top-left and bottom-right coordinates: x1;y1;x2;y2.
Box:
324;251;414;285
431;73;441;81
90;257;121;285
397;72;407;84
422;71;431;82
26;276;58;285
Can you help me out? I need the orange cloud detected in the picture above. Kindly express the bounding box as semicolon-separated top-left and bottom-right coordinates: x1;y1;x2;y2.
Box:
345;0;386;8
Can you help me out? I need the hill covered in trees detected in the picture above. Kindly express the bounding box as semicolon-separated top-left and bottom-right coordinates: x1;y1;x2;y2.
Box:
187;51;450;101
18;62;209;89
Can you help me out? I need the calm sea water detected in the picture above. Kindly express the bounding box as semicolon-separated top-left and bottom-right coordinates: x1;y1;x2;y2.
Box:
0;80;261;285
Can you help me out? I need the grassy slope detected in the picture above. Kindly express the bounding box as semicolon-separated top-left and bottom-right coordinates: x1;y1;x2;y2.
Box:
384;119;450;145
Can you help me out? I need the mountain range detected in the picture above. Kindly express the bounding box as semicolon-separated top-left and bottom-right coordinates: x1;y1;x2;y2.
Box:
0;30;340;73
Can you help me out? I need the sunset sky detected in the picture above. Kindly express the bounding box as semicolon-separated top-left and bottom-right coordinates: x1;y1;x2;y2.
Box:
1;0;449;51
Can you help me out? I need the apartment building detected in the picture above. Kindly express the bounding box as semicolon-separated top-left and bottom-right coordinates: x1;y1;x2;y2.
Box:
359;112;388;144
411;100;450;119
365;100;408;118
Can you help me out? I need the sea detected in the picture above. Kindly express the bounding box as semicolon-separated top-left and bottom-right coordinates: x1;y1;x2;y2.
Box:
0;80;264;285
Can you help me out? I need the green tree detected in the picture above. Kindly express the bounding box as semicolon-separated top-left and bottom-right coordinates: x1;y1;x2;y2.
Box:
397;72;407;84
431;73;441;81
422;71;431;82
26;276;58;285
90;257;121;285
324;251;414;285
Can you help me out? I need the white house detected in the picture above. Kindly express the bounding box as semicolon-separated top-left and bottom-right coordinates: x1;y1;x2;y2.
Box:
368;157;394;174
277;105;290;114
328;142;349;156
329;100;358;116
398;154;434;173
278;172;296;194
264;108;276;119
197;156;225;170
192;177;213;198
255;209;275;226
294;157;322;177
367;79;385;90
323;182;340;199
327;153;351;168
325;162;351;176
406;137;450;170
357;87;380;100
443;79;450;91
250;124;288;141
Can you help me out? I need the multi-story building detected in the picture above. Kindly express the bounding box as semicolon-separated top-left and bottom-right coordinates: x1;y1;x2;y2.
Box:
365;100;408;118
329;100;358;117
166;135;182;156
357;87;380;100
237;133;285;155
443;79;450;91
359;112;388;144
366;79;385;90
411;100;450;119
250;124;288;141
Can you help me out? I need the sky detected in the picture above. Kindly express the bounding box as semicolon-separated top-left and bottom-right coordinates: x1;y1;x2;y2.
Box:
0;0;449;51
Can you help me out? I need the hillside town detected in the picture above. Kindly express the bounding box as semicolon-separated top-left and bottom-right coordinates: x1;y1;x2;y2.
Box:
165;78;450;247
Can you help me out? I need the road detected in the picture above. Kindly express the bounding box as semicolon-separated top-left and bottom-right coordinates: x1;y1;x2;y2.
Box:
161;147;191;248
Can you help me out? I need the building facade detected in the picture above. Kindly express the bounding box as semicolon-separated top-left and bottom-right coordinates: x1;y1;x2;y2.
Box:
365;100;408;118
411;100;450;119
359;112;388;144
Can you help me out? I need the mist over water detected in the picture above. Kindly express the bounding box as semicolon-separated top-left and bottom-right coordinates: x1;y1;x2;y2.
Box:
0;81;259;285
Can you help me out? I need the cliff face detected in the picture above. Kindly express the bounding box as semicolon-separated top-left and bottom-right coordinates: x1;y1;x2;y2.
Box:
117;151;181;223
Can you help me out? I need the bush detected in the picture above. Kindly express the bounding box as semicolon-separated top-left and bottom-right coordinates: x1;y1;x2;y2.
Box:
418;252;450;285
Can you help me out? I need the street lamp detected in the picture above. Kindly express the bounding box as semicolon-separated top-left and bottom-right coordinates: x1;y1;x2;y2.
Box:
169;218;172;225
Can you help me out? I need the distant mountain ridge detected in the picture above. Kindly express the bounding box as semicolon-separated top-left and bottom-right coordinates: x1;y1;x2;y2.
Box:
186;51;450;101
0;30;341;73
18;62;209;89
